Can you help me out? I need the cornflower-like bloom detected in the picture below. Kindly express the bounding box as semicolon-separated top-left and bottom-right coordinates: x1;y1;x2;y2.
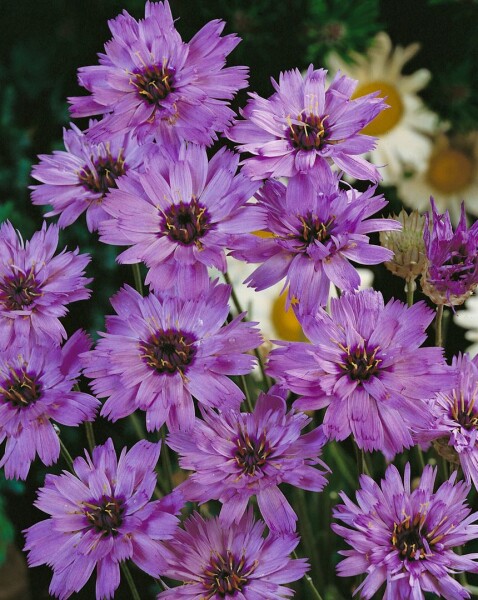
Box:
83;281;262;431
31;123;149;232
422;199;478;307
158;510;308;599
415;353;478;489
268;289;454;459
333;463;478;599
99;143;261;296
226;65;385;181
231;174;399;312
0;331;99;480
168;388;329;533
24;439;183;600
0;221;91;349
69;1;248;145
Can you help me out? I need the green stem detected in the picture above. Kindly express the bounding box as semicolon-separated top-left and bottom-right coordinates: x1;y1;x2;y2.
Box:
120;562;141;600
294;489;323;589
223;270;271;390
59;438;74;472
240;374;254;412
293;552;324;600
435;304;444;348
354;443;370;477
132;263;144;296
129;412;146;441
406;278;415;307
160;426;174;493
85;421;96;454
415;444;426;472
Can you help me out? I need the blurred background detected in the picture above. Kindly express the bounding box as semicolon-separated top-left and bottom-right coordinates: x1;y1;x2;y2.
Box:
1;0;477;598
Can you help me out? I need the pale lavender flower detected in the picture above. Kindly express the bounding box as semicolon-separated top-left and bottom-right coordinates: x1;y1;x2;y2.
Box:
31;122;149;232
158;510;308;599
69;1;248;145
226;65;385;181
231;174;399;312
98;143;262;296
0;221;91;349
415;353;478;489
268;289;455;459
0;330;99;480
422;199;478;307
168;387;328;533
24;438;183;600
333;463;478;599
83;281;262;432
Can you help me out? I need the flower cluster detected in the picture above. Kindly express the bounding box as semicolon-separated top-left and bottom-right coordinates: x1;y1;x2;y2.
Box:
7;2;478;600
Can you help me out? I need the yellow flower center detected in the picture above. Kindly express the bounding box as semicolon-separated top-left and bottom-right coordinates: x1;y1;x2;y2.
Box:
270;293;304;341
354;81;404;135
253;230;275;239
427;148;474;194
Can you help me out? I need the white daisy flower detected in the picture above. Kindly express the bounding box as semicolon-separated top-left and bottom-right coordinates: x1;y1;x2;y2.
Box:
327;32;439;185
454;294;478;357
398;132;478;223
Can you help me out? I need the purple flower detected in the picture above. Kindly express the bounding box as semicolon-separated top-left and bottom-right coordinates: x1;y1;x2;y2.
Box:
24;438;183;600
83;281;262;431
0;221;91;349
30;123;149;232
98;143;262;296
168;387;328;533
158;509;308;599
333;463;478;599
0;330;99;480
226;65;385;181
415;353;478;489
69;1;248;145
231;174;399;312
268;289;455;459
422;199;478;306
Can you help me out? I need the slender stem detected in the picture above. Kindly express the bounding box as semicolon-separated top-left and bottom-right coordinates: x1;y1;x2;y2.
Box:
129;411;146;441
353;443;370;476
435;304;444;347
240;374;254;412
293;552;324;600
120;562;141;600
160;426;174;493
415;444;426;472
85;421;96;454
132;263;144;296
294;489;323;589
223;270;271;389
406;278;415;307
59;438;74;472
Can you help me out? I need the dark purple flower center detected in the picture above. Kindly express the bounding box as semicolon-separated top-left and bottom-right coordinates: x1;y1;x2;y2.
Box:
298;212;335;246
162;198;212;245
84;495;125;537
287;113;328;151
340;345;381;382
203;550;255;598
392;516;428;560
441;244;476;283
450;390;478;430
132;63;175;106
78;151;126;196
1;368;42;408
234;430;271;476
0;268;41;311
140;329;197;375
